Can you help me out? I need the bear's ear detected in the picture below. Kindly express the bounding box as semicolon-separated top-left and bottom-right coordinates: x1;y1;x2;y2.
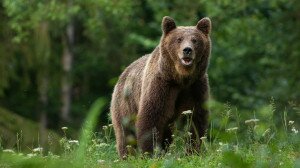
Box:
196;17;211;35
162;16;176;35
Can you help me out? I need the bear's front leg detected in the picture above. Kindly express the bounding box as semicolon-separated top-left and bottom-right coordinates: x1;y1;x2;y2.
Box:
136;77;170;154
190;75;210;153
190;104;209;151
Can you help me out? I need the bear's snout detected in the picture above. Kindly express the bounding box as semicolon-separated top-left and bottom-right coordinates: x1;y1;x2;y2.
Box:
183;47;193;55
181;47;194;66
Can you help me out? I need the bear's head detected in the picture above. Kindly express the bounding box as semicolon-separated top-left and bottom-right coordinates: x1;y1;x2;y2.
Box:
160;16;211;77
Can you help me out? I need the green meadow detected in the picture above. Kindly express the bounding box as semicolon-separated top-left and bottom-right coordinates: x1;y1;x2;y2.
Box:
0;98;299;167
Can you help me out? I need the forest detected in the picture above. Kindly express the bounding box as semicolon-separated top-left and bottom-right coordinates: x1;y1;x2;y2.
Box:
0;0;299;167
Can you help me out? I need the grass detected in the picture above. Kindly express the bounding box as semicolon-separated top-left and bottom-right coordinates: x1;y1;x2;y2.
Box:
0;107;61;154
0;98;299;168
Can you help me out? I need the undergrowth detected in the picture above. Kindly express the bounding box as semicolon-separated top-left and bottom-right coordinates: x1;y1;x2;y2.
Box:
0;98;299;168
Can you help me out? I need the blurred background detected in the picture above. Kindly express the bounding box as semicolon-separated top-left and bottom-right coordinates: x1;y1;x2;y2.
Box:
0;0;299;153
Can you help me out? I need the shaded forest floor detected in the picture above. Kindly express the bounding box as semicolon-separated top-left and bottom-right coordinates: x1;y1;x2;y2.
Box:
0;108;62;153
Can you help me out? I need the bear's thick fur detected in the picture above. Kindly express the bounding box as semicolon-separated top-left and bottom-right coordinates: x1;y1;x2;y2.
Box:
111;16;212;158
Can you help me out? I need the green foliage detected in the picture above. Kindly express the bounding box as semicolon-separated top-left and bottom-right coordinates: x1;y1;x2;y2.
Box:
205;0;300;108
1;0;299;128
74;97;107;166
0;0;299;166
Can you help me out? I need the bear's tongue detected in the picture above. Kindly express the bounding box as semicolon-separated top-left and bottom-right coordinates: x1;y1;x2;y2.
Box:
181;57;193;66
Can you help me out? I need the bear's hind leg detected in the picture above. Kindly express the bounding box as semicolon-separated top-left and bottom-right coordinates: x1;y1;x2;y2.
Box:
112;116;127;158
113;113;138;159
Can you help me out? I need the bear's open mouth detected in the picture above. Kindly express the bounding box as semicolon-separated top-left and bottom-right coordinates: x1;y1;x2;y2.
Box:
181;57;193;66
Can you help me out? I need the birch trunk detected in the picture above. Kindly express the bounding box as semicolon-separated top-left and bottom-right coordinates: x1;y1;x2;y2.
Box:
61;1;74;122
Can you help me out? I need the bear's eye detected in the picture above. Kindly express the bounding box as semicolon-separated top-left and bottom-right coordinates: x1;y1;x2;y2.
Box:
177;37;183;43
191;38;197;44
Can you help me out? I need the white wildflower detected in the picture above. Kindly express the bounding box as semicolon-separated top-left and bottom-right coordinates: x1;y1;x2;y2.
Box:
102;126;108;130
226;127;238;133
187;132;192;136
288;120;294;125
33;147;43;153
97;159;105;164
182;110;192;115
3;149;14;153
68;140;79;145
61;127;68;130
27;153;36;158
291;127;298;134
108;124;113;127
99;143;108;147
113;159;119;163
51;155;60;159
200;136;207;141
245;119;259;125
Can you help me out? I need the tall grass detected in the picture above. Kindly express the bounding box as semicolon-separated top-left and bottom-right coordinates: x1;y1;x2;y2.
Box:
0;99;299;168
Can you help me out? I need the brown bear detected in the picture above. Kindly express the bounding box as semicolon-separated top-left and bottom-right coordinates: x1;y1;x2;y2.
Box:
110;16;212;158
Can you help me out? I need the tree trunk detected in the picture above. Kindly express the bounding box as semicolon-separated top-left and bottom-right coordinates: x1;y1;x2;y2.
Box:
36;22;50;153
38;75;48;153
61;1;74;122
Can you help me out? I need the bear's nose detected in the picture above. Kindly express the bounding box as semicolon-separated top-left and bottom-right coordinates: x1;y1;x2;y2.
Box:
183;47;192;55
